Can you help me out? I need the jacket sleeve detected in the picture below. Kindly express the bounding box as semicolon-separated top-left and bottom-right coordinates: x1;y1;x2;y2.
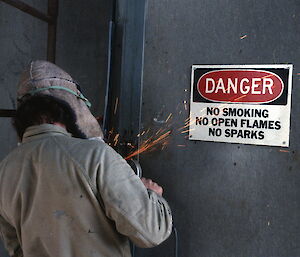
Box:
96;145;173;248
0;215;23;257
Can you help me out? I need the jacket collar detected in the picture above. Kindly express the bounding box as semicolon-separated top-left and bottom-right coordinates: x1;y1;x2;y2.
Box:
22;124;71;143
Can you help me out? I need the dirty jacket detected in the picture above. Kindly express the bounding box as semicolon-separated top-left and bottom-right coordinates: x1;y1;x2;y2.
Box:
0;124;172;257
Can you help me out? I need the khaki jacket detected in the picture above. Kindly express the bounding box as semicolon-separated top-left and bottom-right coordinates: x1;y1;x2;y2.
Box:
0;125;172;257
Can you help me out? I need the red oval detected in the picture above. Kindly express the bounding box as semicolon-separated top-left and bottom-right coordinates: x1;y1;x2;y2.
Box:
197;70;284;103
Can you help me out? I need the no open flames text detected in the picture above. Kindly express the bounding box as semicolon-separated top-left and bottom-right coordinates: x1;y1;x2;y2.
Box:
194;107;281;140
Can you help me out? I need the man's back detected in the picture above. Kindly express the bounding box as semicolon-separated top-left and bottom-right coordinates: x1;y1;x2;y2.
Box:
0;124;172;257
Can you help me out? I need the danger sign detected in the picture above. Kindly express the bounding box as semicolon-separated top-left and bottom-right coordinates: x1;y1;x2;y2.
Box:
189;64;293;147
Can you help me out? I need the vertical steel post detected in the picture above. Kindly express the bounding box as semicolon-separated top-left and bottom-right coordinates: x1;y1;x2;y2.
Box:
106;0;147;157
103;0;117;138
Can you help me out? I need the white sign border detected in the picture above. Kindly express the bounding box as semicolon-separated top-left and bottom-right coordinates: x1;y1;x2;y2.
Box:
189;64;293;147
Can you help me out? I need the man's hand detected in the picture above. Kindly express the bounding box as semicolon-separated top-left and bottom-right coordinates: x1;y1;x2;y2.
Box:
141;178;163;196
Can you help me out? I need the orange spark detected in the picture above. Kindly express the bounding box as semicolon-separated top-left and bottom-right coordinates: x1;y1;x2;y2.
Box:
114;98;119;115
155;128;163;135
261;74;274;79
233;94;247;102
178;118;196;131
183;101;188;110
113;134;120;146
113;134;119;141
127;143;135;149
178;124;189;131
181;128;194;134
107;127;114;141
166;113;173;122
125;130;171;160
279;149;290;153
162;141;169;150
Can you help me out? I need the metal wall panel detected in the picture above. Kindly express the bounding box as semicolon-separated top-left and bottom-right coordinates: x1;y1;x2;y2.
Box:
135;0;300;256
0;0;109;255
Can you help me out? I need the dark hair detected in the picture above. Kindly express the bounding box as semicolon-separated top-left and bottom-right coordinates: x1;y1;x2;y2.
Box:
13;95;87;140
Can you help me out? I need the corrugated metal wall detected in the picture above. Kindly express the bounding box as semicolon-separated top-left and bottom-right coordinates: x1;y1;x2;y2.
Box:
135;0;300;256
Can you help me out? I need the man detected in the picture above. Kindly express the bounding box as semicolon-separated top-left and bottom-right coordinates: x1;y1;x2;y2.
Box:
0;61;172;257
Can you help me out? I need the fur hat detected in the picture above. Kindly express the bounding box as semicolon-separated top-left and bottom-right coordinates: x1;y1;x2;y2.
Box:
17;60;103;138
